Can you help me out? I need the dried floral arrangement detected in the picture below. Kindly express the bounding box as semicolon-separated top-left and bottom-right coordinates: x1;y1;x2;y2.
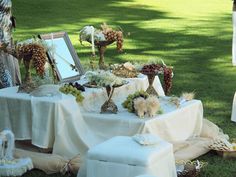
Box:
17;43;47;78
79;23;123;69
169;92;195;107
181;92;195;101
84;70;127;87
84;70;127;114
100;23;123;52
134;95;160;118
16;43;47;92
122;90;162;118
140;61;173;95
79;23;123;53
169;96;180;107
12;39;55;93
0;39;47;73
122;90;149;113
110;62;139;78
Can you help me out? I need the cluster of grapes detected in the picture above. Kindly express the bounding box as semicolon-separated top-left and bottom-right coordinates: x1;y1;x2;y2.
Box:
104;30;116;42
141;64;163;75
163;67;173;95
141;63;173;95
68;82;85;92
122;90;149;112
103;30;123;52
59;84;84;103
17;43;47;77
116;31;123;52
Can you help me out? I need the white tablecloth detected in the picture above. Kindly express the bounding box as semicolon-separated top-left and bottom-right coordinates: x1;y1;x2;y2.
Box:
55;97;203;159
80;74;165;112
0;75;167;158
0;86;75;148
77;98;203;154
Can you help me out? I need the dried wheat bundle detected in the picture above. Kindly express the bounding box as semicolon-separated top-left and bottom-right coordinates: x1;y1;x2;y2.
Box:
146;95;160;117
181;92;195;101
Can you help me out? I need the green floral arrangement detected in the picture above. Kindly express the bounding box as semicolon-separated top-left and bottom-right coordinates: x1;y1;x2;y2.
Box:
122;90;149;112
85;70;127;87
59;85;84;103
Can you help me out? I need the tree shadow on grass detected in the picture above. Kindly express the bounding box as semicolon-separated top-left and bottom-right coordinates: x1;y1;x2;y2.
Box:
13;0;236;131
12;1;236;177
12;0;179;35
81;12;236;134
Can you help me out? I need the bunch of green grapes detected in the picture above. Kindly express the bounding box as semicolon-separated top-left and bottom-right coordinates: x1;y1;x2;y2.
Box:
122;90;149;112
59;85;84;103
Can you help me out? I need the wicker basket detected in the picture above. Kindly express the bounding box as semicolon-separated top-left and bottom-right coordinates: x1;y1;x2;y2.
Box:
176;160;206;177
177;164;200;177
215;150;236;159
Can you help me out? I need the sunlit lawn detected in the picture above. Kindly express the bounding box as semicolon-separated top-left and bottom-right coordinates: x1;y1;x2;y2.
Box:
12;0;236;176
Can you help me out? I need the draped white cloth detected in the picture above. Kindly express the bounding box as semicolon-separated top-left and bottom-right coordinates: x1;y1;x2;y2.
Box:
0;74;203;166
79;74;165;113
0;75;168;159
81;99;203;145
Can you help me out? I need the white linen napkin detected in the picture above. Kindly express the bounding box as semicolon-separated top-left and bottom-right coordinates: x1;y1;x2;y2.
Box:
132;134;161;146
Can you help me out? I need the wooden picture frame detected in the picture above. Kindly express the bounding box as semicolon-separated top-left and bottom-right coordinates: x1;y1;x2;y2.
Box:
39;32;84;83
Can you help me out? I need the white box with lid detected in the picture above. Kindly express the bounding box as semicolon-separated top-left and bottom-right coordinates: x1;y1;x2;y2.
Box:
86;135;177;177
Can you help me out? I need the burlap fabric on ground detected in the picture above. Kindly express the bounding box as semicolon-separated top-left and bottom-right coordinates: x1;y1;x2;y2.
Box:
173;119;229;161
14;148;81;174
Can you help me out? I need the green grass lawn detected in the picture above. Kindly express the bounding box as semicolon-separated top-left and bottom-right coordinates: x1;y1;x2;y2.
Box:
12;0;236;176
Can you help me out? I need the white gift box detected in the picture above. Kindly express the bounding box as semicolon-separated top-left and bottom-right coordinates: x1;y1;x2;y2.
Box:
87;136;177;177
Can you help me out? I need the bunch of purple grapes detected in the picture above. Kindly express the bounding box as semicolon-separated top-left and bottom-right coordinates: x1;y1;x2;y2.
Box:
67;82;85;92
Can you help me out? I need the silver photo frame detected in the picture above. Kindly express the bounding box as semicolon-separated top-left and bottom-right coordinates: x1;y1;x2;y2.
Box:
39;31;84;83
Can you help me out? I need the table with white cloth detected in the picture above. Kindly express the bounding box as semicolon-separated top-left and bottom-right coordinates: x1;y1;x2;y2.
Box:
0;75;167;158
81;98;203;145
